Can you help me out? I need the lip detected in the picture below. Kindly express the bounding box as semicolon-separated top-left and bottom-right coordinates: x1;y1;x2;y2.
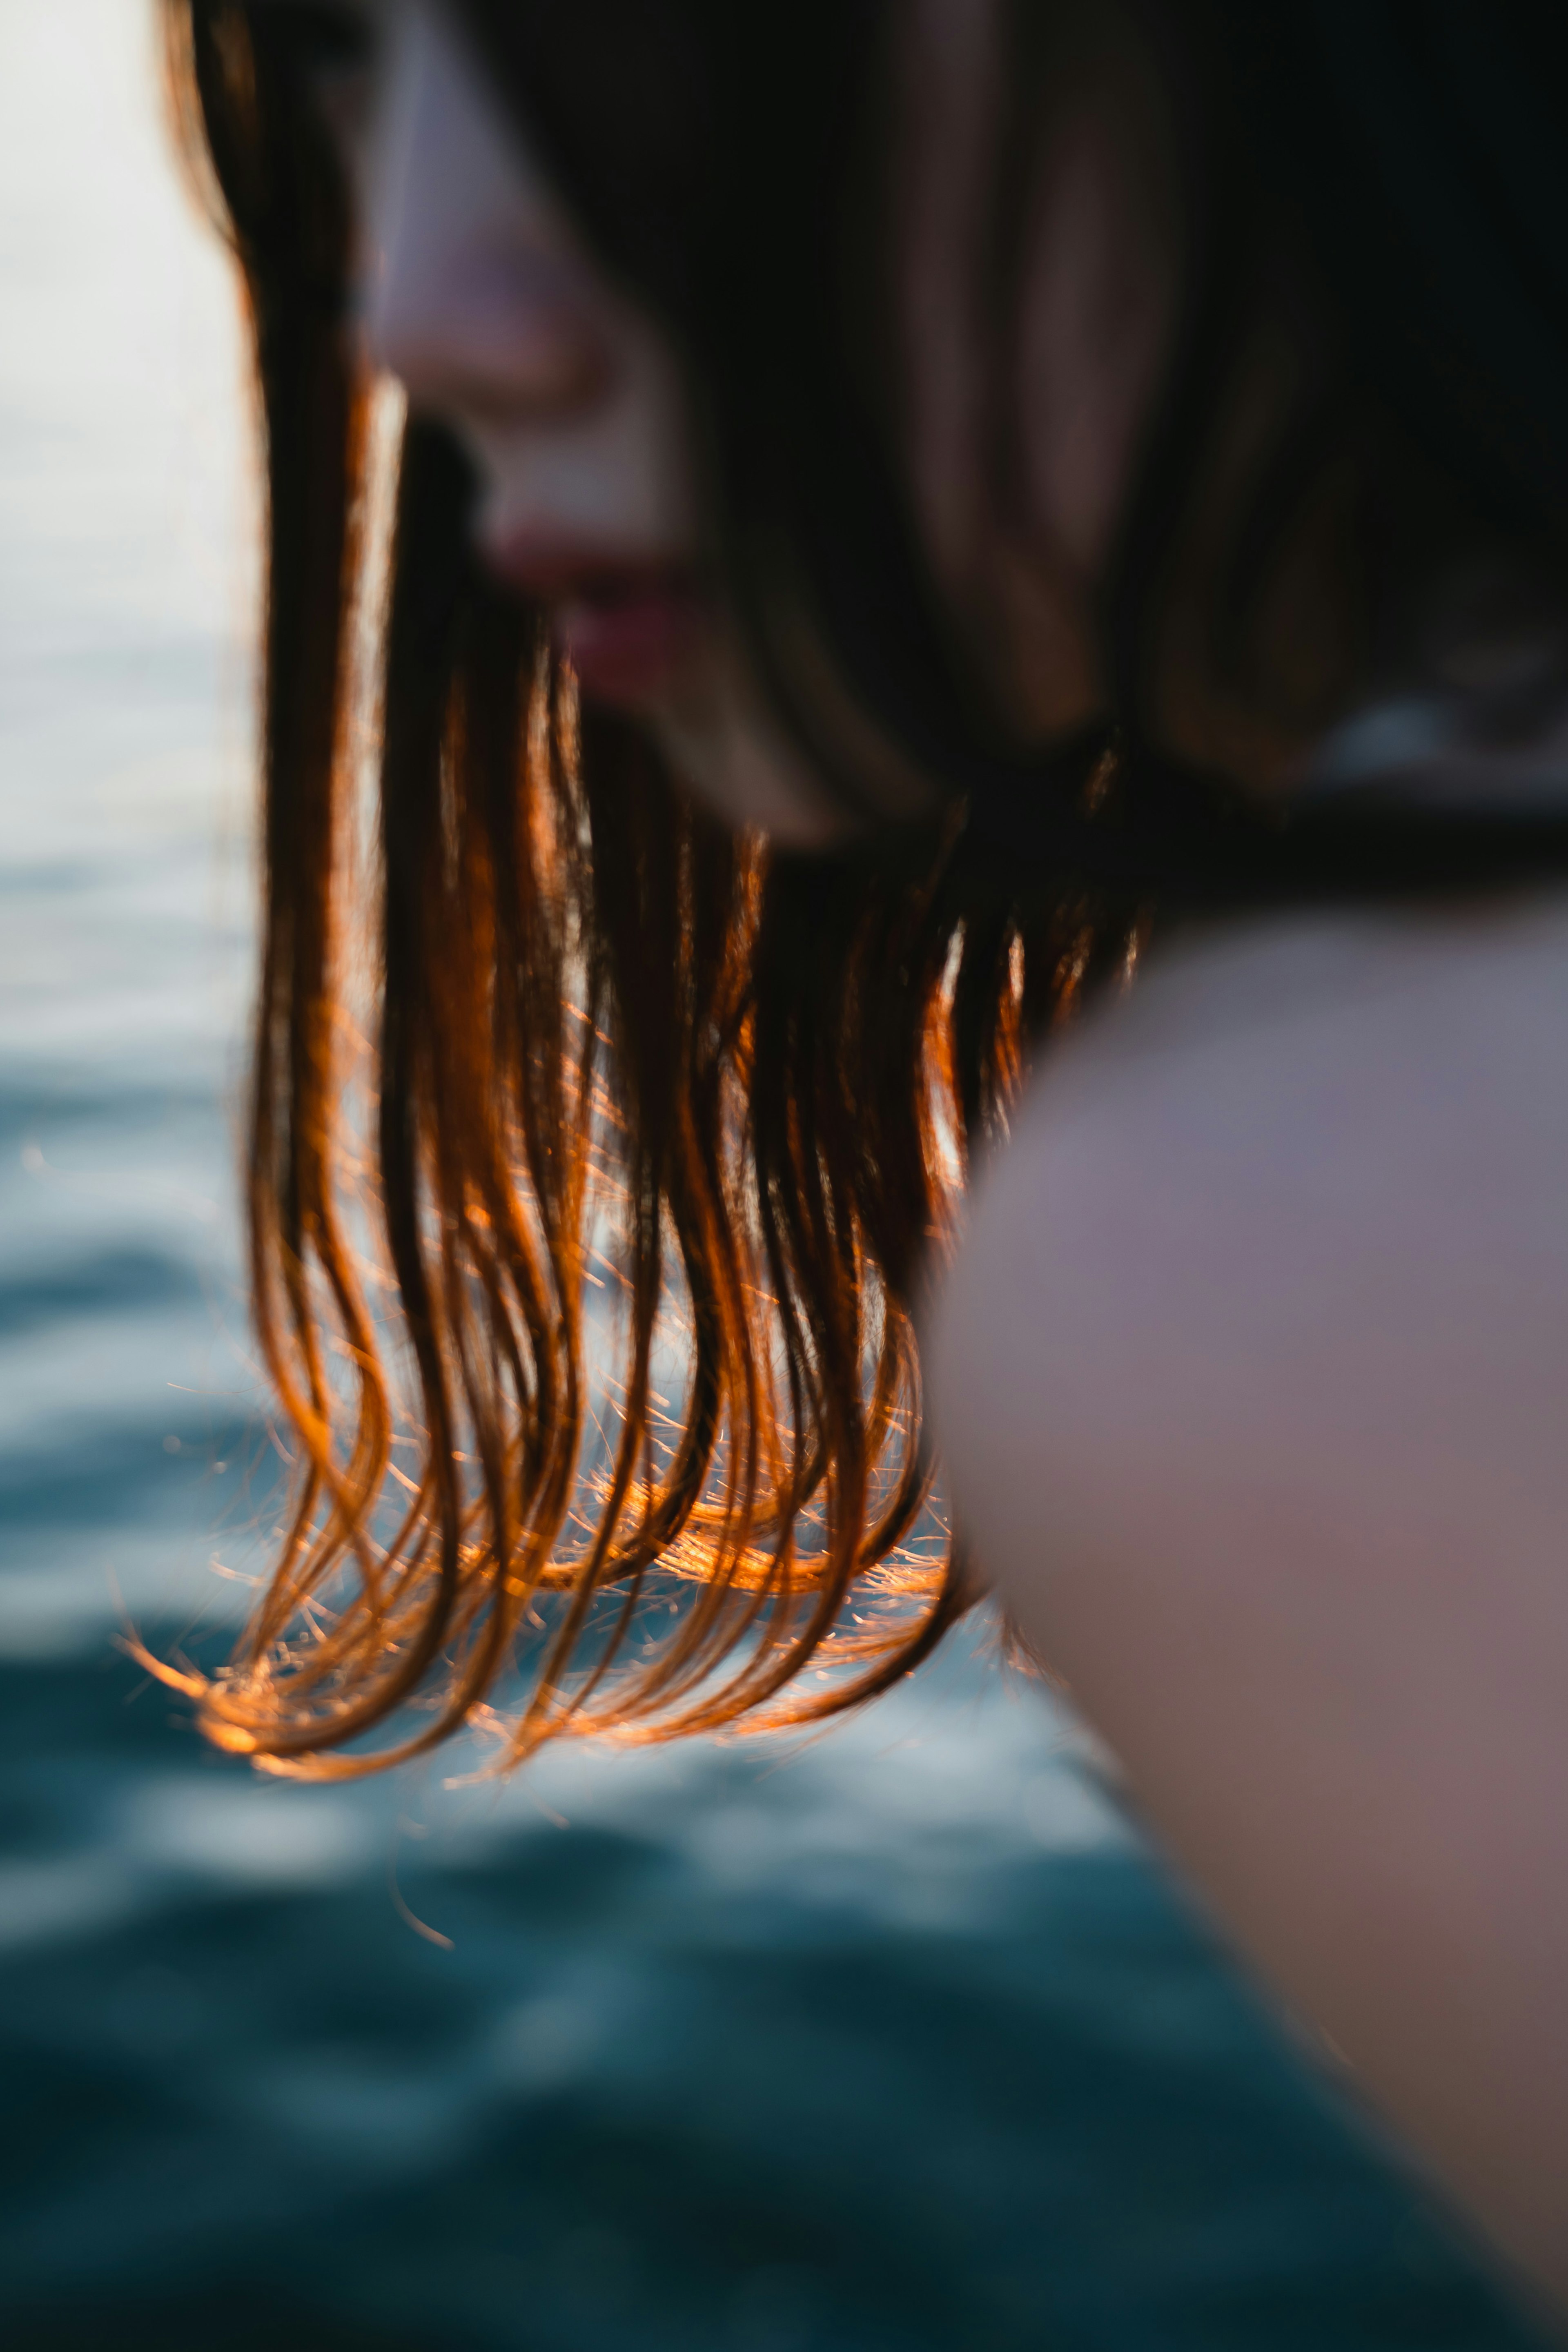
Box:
481;531;706;706
554;580;707;706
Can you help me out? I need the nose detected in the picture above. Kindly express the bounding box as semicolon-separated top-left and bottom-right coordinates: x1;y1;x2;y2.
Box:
362;5;614;425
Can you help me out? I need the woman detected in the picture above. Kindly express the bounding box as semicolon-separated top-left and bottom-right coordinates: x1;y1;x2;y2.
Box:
163;0;1568;2307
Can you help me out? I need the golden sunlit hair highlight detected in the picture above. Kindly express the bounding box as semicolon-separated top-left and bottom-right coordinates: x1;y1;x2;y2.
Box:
153;0;1133;1779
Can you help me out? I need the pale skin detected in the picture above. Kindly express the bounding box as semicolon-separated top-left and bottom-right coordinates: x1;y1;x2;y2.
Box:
930;902;1568;2308
261;0;1568;2310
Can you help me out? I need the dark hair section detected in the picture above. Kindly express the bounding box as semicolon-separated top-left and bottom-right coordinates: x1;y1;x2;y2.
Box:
156;0;1059;1775
468;0;1568;893
157;0;1568;1774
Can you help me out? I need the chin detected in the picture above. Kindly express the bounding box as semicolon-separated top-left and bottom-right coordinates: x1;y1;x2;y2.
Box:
645;697;851;847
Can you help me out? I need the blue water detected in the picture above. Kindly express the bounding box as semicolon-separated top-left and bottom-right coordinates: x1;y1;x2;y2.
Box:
0;9;1552;2347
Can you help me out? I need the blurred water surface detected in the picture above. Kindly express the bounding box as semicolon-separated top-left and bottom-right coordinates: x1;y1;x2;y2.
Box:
0;8;1552;2348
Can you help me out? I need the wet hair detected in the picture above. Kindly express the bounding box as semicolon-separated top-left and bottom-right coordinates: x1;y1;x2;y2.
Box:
158;0;1568;1774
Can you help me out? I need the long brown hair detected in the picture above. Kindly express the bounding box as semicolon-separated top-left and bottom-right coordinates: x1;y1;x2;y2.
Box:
155;0;1147;1777
158;0;1568;1776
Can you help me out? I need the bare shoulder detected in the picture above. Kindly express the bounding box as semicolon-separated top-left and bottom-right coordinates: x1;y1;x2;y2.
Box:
925;896;1568;2286
926;894;1568;2276
926;892;1568;1625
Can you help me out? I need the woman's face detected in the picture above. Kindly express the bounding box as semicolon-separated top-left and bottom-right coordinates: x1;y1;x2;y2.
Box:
266;0;1173;834
264;0;848;841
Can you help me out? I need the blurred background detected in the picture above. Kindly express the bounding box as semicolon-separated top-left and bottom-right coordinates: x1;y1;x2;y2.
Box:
0;6;1553;2347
